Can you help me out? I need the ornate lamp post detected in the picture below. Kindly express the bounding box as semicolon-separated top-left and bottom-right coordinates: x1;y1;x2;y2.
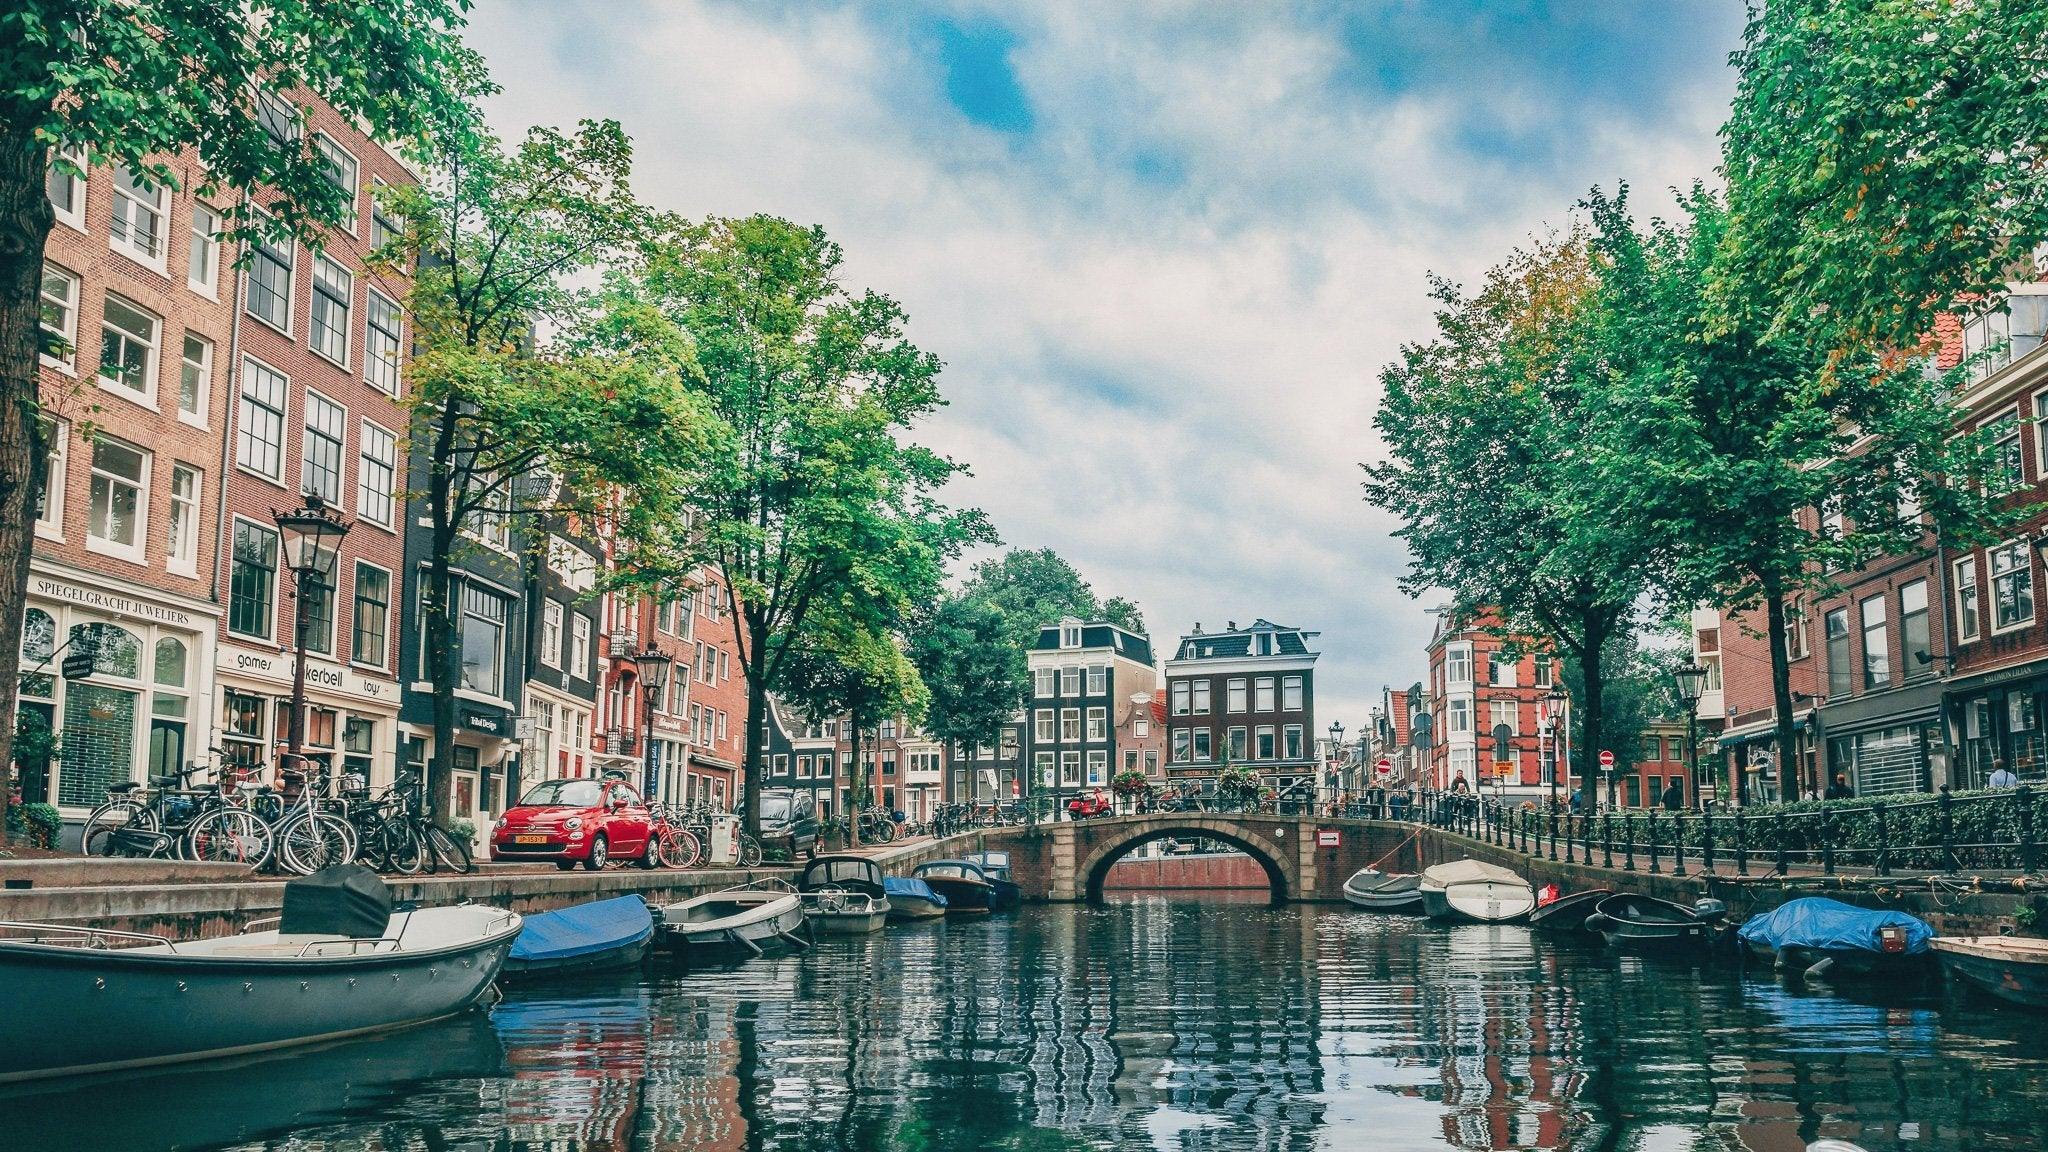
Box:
1672;661;1709;809
1541;682;1568;810
273;494;350;782
1328;721;1344;807
634;643;673;800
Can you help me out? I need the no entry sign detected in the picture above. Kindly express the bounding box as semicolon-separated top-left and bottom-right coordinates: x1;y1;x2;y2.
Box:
1599;749;1615;769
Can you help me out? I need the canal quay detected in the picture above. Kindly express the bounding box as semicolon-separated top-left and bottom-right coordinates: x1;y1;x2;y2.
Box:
5;812;2048;1152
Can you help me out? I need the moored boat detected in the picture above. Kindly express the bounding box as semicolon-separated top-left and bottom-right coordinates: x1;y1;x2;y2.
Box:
914;860;999;915
1342;867;1424;912
884;876;950;920
1527;887;1614;933
1931;935;2048;1008
658;880;810;958
961;851;1024;911
798;855;892;935
1585;893;1721;952
1736;897;1933;980
502;894;655;980
1419;860;1534;923
0;864;519;1084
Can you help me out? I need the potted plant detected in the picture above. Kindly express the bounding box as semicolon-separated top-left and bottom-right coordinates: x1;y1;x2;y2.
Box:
1111;769;1151;815
1217;764;1262;812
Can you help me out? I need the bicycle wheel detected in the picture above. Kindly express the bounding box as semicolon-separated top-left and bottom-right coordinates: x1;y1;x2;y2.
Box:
278;812;356;875
184;809;273;867
423;824;475;875
81;801;155;857
380;822;427;875
737;833;762;868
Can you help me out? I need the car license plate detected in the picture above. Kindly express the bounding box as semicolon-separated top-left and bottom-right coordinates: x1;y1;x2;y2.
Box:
514;834;548;845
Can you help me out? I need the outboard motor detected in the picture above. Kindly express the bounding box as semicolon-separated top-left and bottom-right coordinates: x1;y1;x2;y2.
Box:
1692;898;1727;924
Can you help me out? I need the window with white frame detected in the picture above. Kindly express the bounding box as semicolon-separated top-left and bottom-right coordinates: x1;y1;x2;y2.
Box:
459;584;509;695
1171;680;1190;714
1061;621;1081;648
1033;667;1055;697
1255;725;1275;759
87;436;149;560
187;205;221;295
39;263;77;369
237;358;287;481
313;134;359;228
1784;597;1810;659
1193;728;1212;761
1035;709;1055;742
462;471;511;551
1282;674;1303;710
166;463;199;575
356;420;396;527
177;333;211;424
246;227;293;332
255;89;300;146
1061;751;1081;786
1283;725;1303;760
1086;707;1106;740
310;256;353;366
1192;680;1211;714
1989;411;2024;492
370;179;402;250
1060;708;1080;741
1087;665;1107;694
1254;676;1276;712
301;392;346;503
34;417;64;537
98;293;158;401
364;289;401;394
1171;728;1191;762
229;520;278;639
1963;296;2048;382
1227;677;1247;712
1489;656;1518;687
108;166;165;265
1448;697;1471;734
1489;698;1518;737
352;563;390;668
1446;643;1472;685
571;615;591;677
1992;541;2034;631
1060;666;1081;696
1955;556;1982;642
46;144;85;229
541;601;563;668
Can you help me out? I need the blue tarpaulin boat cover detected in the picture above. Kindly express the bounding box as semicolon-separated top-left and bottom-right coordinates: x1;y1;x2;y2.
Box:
509;895;653;962
1737;897;1933;955
884;877;947;907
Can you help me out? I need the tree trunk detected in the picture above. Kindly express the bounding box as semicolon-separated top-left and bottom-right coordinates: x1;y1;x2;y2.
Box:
1577;628;1608;810
847;723;863;849
0;114;57;846
741;612;770;841
1764;590;1801;804
423;404;461;825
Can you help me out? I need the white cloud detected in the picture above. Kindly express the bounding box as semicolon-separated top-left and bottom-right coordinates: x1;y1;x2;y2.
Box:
464;0;1737;724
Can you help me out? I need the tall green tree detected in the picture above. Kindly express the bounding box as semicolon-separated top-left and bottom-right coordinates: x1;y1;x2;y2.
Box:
1368;226;1659;802
635;215;988;840
1559;630;1689;802
1594;186;2022;802
910;595;1023;784
384;121;712;821
1721;0;2048;353
781;616;927;848
957;547;1145;647
0;1;485;842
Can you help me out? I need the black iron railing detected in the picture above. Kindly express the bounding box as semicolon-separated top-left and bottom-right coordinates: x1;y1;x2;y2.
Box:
1389;786;2044;877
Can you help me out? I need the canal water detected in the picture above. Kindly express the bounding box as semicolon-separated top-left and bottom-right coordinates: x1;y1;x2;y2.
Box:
9;896;2048;1151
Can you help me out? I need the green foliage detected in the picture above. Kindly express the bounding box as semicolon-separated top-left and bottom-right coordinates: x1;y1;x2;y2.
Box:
1721;0;2048;353
910;596;1022;755
1110;769;1151;798
1560;629;1689;792
3;801;60;848
1217;764;1261;808
957;548;1146;650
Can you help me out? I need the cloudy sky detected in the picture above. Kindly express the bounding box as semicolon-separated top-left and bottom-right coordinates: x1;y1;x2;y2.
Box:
467;0;1746;728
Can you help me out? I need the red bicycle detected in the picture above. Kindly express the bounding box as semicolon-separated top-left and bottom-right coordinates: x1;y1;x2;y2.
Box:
644;802;702;869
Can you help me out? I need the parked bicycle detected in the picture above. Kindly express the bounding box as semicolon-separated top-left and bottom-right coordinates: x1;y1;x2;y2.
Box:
645;802;702;869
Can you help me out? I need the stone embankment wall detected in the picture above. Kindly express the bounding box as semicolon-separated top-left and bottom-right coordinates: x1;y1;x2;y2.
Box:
1102;852;1270;890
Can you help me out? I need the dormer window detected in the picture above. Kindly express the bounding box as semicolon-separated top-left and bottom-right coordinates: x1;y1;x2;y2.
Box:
1060;619;1082;649
1256;632;1273;656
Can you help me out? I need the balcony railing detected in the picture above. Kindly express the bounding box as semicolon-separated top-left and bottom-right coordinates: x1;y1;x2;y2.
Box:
603;727;637;757
605;629;640;660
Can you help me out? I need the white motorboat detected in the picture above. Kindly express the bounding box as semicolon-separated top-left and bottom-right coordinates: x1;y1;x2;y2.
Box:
0;865;519;1083
797;855;891;935
1342;867;1424;912
658;880;811;958
1419;859;1535;923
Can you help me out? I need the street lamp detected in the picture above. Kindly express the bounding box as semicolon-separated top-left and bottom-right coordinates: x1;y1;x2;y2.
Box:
634;643;673;799
273;494;350;781
1672;661;1709;810
1327;721;1345;811
1542;682;1568;810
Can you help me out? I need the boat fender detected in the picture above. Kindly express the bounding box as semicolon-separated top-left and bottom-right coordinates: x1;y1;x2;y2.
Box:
1583;913;1610;933
1803;956;1836;982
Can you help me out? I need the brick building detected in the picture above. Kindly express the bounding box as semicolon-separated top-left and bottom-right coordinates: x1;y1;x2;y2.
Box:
1164;619;1316;792
1618;720;1691;808
1422;611;1562;802
679;569;747;809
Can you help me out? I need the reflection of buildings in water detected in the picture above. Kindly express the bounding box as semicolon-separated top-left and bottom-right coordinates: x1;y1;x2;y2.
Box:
494;993;655;1150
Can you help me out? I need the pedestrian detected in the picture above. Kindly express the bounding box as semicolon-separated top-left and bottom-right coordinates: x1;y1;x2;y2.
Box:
1661;779;1685;810
1451;772;1470;794
1824;772;1853;800
1988;758;2020;789
1569;788;1585;814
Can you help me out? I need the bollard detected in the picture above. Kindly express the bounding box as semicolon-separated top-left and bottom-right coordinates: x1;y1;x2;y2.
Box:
1874;801;1889;877
1939;786;1958;873
1647;809;1662;874
2019;786;2038;875
1702;803;1716;874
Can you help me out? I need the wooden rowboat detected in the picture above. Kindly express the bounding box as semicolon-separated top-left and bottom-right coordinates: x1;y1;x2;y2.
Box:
1528;888;1613;932
1932;936;2048;1008
1342;868;1424;912
1420;860;1534;923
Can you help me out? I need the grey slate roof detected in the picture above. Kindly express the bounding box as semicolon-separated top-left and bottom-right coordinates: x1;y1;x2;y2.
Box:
1172;618;1317;662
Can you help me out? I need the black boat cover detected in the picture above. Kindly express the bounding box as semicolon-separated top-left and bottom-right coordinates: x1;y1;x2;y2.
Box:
280;863;392;939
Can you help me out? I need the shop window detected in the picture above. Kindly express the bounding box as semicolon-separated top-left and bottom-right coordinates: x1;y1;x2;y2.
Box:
343;716;375;791
61;683;138;807
20;609;56;700
70;622;140;679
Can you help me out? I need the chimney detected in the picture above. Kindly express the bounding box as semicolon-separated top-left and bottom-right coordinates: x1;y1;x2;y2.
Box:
1227;620;1238;631
1192;622;1202;635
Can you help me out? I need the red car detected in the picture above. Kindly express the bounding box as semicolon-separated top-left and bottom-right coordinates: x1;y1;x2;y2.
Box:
492;777;653;870
1067;789;1113;819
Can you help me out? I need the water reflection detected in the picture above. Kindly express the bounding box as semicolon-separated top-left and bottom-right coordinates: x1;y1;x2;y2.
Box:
7;899;2048;1151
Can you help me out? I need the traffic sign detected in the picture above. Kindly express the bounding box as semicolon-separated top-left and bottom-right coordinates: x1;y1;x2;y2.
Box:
1599;749;1615;769
1376;757;1391;771
1493;760;1515;780
1316;828;1340;847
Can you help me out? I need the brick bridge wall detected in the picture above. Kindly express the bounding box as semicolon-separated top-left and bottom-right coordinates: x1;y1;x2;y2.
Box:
1103;853;1269;890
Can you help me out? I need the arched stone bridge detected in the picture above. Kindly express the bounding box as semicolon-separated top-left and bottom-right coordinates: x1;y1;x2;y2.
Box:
877;813;1420;903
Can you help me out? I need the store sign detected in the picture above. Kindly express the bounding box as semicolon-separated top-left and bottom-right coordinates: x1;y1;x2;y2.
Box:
60;650;95;680
217;642;395;707
33;574;203;629
461;709;511;737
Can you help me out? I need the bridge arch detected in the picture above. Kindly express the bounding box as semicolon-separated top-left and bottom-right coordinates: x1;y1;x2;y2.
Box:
1076;818;1296;904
